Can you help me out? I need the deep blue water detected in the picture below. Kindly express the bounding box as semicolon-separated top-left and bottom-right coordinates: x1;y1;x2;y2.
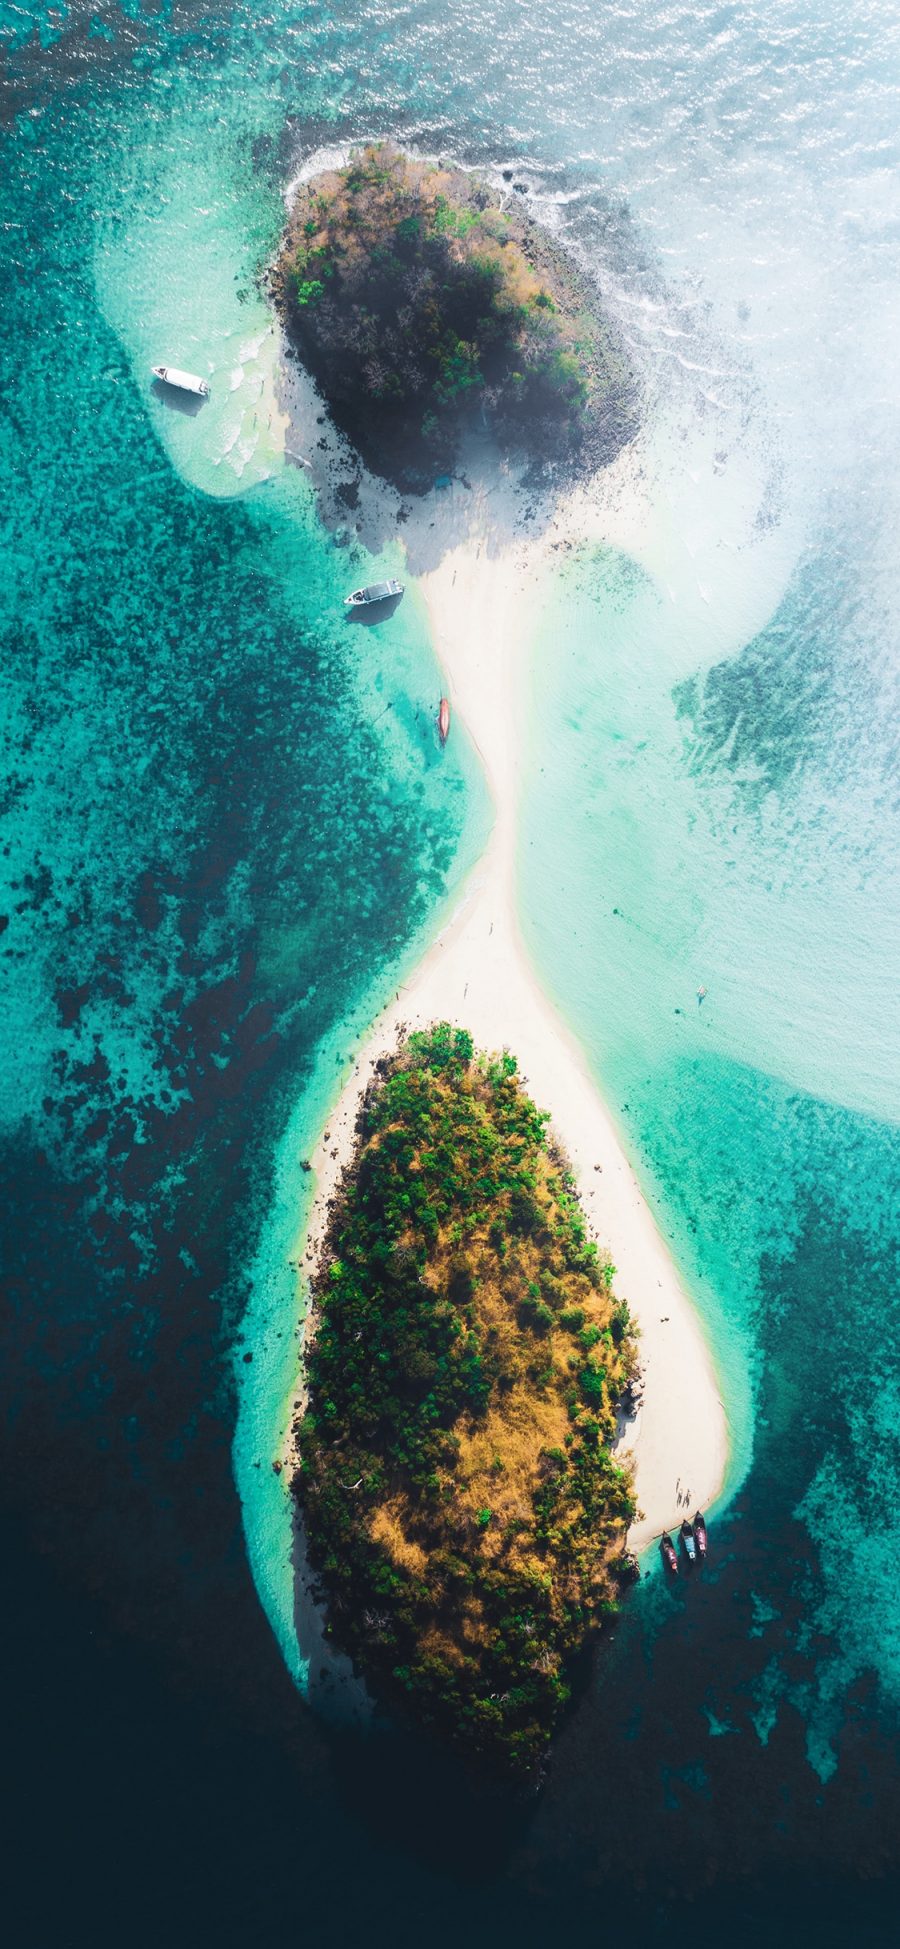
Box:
3;4;900;1944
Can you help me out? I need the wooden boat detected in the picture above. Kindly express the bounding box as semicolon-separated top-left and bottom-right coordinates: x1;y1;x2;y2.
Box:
438;697;451;744
680;1518;697;1564
343;579;404;608
151;364;210;397
693;1509;708;1561
660;1531;678;1575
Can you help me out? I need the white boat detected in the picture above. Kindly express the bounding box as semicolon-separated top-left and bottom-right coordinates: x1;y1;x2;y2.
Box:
343;579;404;608
151;364;210;398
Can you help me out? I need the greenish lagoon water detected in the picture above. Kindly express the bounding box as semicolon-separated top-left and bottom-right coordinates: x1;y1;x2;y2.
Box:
522;537;900;1772
3;3;900;1942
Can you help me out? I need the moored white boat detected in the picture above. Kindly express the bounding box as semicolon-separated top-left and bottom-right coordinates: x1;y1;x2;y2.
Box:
343;579;404;608
151;364;211;398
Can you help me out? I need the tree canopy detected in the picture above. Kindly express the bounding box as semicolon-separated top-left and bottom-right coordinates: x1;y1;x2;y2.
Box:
295;1024;639;1775
274;144;630;487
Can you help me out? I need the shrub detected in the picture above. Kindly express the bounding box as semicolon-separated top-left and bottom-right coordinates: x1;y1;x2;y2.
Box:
294;277;325;307
579;1365;607;1406
559;1305;585;1332
517;1293;556;1334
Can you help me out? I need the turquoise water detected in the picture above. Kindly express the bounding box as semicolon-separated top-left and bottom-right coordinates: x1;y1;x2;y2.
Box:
4;0;900;1938
521;538;900;1773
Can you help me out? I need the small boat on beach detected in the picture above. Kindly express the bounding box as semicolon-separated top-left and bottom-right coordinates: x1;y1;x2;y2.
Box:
343;579;404;608
680;1518;697;1564
694;1509;708;1561
151;364;210;397
660;1532;678;1575
438;697;451;745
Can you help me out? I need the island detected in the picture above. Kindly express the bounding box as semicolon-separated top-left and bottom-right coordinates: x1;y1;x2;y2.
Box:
271;142;635;488
294;1023;639;1775
258;135;728;1780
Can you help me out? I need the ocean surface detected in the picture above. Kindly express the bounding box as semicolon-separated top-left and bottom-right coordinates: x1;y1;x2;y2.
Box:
2;3;900;1943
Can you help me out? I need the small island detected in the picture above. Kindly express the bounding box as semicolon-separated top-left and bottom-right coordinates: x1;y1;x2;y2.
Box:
272;143;635;488
294;1023;639;1775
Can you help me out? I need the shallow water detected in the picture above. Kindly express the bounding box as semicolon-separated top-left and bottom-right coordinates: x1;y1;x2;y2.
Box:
3;2;900;1942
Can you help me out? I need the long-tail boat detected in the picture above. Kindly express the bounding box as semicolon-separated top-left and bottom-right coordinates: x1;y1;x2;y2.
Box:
438;697;451;744
660;1531;678;1575
680;1518;697;1564
694;1509;708;1561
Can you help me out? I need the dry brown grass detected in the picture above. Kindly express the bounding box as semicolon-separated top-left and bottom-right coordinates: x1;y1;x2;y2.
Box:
370;1504;429;1577
362;1119;626;1598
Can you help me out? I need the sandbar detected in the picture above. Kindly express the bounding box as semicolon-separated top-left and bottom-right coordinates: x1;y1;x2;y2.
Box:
292;457;728;1553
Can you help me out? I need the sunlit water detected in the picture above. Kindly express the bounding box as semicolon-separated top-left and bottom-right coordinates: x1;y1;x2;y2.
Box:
2;1;900;1940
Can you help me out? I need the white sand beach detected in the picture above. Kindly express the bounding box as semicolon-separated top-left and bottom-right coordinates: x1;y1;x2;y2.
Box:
292;452;729;1554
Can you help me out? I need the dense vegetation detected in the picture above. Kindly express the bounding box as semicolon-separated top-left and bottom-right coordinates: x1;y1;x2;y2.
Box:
294;1024;639;1775
273;144;633;487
